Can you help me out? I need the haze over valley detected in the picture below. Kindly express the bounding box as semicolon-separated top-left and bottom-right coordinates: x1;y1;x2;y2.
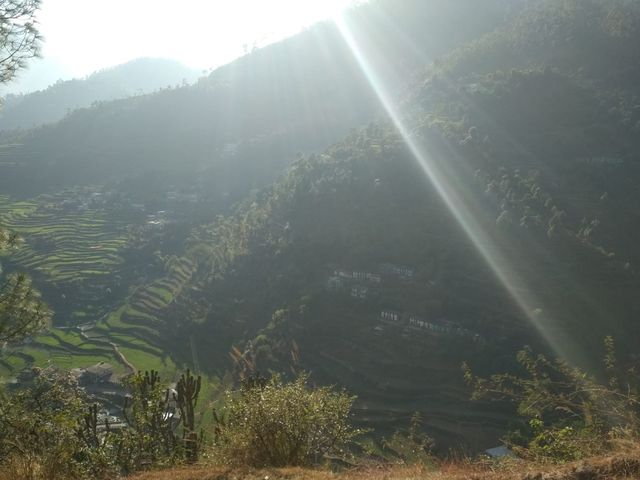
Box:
1;1;640;478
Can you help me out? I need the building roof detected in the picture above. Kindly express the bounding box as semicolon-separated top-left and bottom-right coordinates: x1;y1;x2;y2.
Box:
484;445;515;458
85;362;114;377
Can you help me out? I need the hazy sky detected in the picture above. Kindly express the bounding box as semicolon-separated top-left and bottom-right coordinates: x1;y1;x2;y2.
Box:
5;0;358;94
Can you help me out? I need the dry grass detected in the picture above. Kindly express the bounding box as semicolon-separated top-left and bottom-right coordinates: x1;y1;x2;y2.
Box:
4;446;639;480
3;455;638;480
128;465;435;480
127;445;640;480
0;452;78;480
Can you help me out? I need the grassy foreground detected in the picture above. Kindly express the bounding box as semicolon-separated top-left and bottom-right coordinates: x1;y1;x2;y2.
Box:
128;448;640;480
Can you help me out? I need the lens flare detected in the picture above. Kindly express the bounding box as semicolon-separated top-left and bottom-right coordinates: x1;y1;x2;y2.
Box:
333;13;571;360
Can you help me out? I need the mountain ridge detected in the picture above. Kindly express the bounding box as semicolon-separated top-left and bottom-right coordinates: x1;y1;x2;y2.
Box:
0;58;200;131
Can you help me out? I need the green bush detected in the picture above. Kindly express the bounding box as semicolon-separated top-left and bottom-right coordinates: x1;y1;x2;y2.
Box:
0;368;203;478
463;338;640;462
382;412;435;465
524;419;600;462
0;367;90;479
115;369;203;472
212;373;360;467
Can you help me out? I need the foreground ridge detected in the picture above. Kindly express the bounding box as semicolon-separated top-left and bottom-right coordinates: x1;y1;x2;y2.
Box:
127;450;640;480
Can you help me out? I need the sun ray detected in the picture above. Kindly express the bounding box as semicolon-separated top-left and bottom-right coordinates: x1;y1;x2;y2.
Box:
333;13;573;360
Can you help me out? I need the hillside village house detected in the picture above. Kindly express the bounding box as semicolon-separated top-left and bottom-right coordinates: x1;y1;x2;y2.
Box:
351;285;368;299
380;263;414;279
379;310;484;342
328;267;381;294
72;362;115;386
77;322;96;332
408;315;483;341
333;268;381;282
380;309;401;323
326;275;345;291
167;191;199;203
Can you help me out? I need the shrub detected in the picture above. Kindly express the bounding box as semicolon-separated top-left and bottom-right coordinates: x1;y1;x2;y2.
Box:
463;338;640;462
0;368;203;478
212;373;360;467
0;367;89;479
116;369;203;472
382;412;435;465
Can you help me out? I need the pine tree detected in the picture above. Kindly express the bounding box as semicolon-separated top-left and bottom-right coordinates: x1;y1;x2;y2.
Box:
0;0;48;344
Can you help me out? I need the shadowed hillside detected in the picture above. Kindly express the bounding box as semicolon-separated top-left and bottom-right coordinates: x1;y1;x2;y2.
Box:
154;0;640;450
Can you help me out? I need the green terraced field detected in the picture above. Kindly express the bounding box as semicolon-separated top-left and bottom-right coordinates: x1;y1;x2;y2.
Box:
24;254;197;377
0;207;128;279
0;191;131;324
0;330;120;376
116;257;196;333
0;191;216;399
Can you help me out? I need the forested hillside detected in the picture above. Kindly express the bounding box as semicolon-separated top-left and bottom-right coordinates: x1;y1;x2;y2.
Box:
157;0;640;449
2;0;640;455
0;58;199;131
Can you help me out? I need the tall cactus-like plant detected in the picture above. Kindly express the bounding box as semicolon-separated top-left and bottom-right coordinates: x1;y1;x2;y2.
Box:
174;369;202;462
122;369;178;468
78;403;101;448
142;370;161;395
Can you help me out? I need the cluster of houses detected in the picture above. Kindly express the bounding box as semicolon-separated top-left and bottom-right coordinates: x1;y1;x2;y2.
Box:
377;309;484;342
326;263;415;299
44;185;204;217
166;191;199;203
324;263;486;343
379;263;415;280
95;407;127;431
52;190;117;212
4;360;176;433
71;361;116;386
326;269;379;299
575;156;623;166
146;210;169;228
77;321;97;332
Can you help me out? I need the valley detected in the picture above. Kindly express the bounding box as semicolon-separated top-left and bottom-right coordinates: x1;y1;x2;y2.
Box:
1;0;640;463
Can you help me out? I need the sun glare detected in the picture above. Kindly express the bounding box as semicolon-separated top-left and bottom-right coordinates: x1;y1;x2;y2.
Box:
333;12;573;362
33;0;358;78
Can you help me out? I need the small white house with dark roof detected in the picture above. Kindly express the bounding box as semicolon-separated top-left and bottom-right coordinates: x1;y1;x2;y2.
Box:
380;263;415;280
350;285;368;299
380;310;401;323
326;275;345;291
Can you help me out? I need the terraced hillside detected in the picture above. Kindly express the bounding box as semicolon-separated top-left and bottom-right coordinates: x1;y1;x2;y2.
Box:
0;252;200;383
98;256;198;357
0;190;132;325
0;188;206;383
0;328;126;377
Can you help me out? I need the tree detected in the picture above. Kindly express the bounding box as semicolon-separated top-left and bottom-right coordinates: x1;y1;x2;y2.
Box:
0;269;50;343
119;370;180;470
0;0;48;344
0;0;42;84
0;367;89;479
0;228;50;343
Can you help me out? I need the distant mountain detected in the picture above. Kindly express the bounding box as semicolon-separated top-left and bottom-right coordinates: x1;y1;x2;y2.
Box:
0;58;200;131
0;0;518;200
